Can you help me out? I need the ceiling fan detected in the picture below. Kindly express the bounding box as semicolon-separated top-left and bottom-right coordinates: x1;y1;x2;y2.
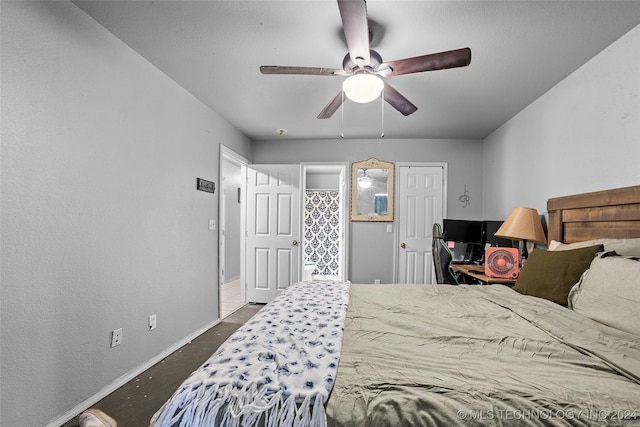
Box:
260;0;471;119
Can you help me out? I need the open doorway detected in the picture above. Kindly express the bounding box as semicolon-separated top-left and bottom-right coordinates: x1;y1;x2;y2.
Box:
219;146;248;318
302;163;349;281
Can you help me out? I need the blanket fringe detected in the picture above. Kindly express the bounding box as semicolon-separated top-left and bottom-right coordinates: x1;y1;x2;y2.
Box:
150;281;350;427
151;382;327;427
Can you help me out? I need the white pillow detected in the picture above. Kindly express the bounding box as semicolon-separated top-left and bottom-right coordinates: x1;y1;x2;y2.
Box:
568;253;640;335
548;238;640;257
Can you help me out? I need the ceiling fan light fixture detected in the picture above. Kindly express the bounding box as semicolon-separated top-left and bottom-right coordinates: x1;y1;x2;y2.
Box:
358;175;372;188
342;74;384;103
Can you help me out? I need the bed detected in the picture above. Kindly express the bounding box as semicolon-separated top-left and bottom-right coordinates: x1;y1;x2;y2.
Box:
151;185;640;426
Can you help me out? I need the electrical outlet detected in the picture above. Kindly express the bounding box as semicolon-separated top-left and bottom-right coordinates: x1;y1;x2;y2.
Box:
111;328;123;347
149;314;157;331
374;279;381;285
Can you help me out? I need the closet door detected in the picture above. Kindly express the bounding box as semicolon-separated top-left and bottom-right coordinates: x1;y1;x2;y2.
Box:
396;165;445;284
244;164;300;303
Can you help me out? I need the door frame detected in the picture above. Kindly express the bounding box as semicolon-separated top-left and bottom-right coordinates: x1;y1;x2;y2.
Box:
219;145;249;316
392;162;448;283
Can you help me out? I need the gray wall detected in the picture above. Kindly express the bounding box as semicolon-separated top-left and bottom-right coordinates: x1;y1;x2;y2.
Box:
0;3;251;426
252;139;484;283
306;173;341;190
482;23;640;222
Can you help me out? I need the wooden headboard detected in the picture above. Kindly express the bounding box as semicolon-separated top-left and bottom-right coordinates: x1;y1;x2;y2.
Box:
547;185;640;243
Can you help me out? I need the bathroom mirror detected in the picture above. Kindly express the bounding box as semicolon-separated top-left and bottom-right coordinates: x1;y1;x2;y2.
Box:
351;158;394;222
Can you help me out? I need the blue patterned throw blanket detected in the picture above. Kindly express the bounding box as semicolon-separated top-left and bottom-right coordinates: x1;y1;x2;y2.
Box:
151;280;350;427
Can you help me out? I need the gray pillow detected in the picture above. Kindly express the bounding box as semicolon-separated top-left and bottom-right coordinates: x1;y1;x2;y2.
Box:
568;252;640;335
548;238;640;257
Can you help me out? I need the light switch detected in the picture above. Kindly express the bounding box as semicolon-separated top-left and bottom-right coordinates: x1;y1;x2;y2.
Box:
208;219;216;230
386;224;393;233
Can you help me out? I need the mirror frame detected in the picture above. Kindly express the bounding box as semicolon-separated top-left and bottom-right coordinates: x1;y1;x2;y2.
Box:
350;157;394;222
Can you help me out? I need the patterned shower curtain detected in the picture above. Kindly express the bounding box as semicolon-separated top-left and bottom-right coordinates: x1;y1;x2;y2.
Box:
304;190;341;277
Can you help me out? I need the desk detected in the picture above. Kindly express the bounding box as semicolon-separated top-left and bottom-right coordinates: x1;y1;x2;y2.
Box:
451;264;517;285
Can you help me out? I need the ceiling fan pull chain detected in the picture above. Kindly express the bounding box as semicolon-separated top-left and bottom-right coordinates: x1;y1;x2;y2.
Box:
380;87;385;138
340;91;345;139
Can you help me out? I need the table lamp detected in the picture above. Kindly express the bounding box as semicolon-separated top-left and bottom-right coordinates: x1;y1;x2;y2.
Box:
495;207;547;263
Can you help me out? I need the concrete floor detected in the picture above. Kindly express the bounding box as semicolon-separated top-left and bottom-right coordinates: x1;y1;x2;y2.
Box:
61;304;263;427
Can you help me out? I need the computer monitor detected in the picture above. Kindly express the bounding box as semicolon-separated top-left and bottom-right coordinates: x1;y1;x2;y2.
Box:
442;219;483;245
442;219;484;263
483;220;514;247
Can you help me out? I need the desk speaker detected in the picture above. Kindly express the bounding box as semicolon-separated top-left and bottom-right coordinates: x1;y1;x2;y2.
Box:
485;247;519;278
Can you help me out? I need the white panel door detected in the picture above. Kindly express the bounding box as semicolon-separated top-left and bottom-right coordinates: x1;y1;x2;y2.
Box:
397;165;444;284
245;164;300;303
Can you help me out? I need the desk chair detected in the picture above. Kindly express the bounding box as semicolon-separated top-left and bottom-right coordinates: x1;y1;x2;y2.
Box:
432;223;459;285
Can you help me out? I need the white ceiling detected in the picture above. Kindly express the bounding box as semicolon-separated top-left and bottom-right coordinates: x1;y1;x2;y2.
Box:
73;1;640;141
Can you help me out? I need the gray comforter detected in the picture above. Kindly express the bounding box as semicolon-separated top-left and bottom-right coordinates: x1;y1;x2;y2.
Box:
326;284;640;426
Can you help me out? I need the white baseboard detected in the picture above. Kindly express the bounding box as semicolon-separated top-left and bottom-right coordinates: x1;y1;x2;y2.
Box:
45;318;221;427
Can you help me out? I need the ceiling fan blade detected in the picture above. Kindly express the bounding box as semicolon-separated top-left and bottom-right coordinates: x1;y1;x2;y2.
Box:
338;0;370;66
260;66;347;76
383;82;417;116
317;91;345;119
381;47;471;77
